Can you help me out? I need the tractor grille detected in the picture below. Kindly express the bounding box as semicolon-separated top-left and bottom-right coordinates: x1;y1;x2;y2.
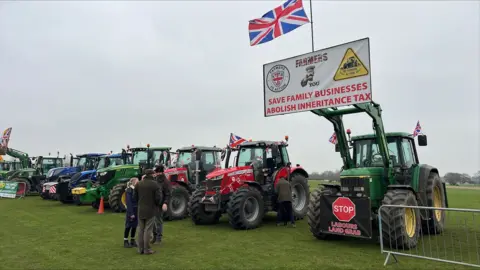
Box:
206;179;222;191
68;173;82;188
340;177;370;197
170;174;178;182
97;171;115;185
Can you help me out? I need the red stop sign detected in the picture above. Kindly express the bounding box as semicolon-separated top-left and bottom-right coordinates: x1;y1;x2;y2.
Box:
332;197;356;222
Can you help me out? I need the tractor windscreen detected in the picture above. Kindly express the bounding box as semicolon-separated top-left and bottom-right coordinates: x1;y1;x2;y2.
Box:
237;147;265;167
42;158;61;172
152;150;169;166
176;151;193;167
77;157;87;167
109;157;126;166
132;151;148;165
353;138;400;168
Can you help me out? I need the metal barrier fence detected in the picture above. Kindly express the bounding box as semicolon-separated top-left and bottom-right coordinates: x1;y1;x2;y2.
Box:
378;205;480;268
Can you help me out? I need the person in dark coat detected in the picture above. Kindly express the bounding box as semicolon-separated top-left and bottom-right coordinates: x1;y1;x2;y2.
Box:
151;164;171;244
275;177;296;227
133;169;161;255
124;178;139;248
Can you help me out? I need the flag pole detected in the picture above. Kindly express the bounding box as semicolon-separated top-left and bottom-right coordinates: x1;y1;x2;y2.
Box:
308;0;314;52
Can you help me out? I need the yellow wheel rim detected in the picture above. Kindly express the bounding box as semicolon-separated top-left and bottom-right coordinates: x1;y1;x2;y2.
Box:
433;186;442;221
405;208;416;238
121;192;127;208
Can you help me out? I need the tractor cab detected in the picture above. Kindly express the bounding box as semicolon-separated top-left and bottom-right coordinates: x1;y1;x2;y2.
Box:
165;146;222;190
32;156;64;175
130;145;172;175
95;152;132;171
76;154;104;171
220;137;292;186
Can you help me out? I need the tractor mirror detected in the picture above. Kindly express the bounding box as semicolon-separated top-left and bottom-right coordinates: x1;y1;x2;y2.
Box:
418;134;427;146
335;144;340;152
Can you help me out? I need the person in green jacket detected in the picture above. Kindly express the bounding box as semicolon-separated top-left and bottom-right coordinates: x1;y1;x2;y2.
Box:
275;177;296;227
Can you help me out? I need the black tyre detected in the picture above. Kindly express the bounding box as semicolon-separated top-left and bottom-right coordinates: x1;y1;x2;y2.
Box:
423;172;446;234
92;199;100;210
188;189;221;225
290;173;310;220
380;189;421;250
227;186;265;230
164;185;190;221
307;186;339;240
108;183;127;213
72;195;82;206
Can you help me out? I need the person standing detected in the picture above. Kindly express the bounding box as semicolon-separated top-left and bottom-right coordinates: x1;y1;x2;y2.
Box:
275;177;296;227
123;178;139;248
151;164;171;244
133;169;161;255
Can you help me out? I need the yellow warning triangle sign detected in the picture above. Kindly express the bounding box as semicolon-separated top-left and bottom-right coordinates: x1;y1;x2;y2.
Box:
333;48;369;81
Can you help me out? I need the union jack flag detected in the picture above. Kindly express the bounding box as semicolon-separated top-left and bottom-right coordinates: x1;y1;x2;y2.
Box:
413;121;422;137
229;133;247;148
328;132;337;144
0;127;12;147
248;0;310;46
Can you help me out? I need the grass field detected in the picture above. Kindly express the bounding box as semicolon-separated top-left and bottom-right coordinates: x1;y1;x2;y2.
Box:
1;180;479;270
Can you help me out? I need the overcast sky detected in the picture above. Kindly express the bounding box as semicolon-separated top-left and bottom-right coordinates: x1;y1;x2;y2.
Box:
0;1;478;175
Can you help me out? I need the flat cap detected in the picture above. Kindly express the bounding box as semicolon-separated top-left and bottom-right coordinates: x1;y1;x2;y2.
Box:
306;65;315;71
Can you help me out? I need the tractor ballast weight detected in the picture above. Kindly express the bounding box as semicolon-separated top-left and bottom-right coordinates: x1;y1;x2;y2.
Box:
164;146;223;221
306;102;447;250
188;137;310;230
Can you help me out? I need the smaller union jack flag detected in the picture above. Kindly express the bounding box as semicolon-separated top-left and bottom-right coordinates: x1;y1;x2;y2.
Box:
329;132;337;145
248;0;310;46
413;121;422;137
229;133;247;148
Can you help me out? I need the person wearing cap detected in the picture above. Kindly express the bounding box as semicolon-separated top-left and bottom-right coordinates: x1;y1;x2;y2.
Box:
151;164;171;244
301;65;315;87
133;169;161;255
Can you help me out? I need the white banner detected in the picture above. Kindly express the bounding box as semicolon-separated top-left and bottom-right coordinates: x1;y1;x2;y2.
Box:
263;38;371;117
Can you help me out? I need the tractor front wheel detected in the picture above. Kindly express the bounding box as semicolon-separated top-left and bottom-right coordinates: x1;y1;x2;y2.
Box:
227;186;265;230
188;189;221;225
380;189;421;250
424;172;446;234
109;183;127;213
307;186;340;240
164;185;190;221
290;173;310;220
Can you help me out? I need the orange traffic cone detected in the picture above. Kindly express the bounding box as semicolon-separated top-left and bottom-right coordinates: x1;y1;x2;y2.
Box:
97;196;105;214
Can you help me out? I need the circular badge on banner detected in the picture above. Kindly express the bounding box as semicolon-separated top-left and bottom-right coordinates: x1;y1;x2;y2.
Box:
266;65;290;93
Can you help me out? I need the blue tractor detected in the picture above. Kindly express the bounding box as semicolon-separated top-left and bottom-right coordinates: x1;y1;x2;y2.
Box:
40;153;105;201
58;152;131;204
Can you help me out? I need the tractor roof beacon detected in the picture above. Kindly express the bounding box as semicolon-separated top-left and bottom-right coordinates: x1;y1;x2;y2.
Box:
163;145;223;221
188;136;310;230
306;102;447;250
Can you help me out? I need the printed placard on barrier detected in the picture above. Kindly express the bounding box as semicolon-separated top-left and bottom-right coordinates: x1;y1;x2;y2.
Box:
0;181;19;198
263;38;371;117
319;194;372;239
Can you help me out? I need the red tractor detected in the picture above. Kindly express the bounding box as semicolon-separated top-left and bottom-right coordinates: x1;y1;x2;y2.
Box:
163;146;223;221
188;136;310;230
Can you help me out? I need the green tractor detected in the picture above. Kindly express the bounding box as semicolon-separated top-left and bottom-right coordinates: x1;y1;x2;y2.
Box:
72;145;172;212
307;102;447;250
0;160;22;179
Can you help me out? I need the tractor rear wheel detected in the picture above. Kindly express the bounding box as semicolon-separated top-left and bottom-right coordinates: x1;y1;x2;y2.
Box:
109;183;127;213
423;172;446;234
227;186;265;230
290;173;310;220
307;186;339;240
164;185;190;221
188;189;221;225
380;189;421;250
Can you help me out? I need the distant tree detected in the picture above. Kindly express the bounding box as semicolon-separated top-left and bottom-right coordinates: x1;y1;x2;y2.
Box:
472;171;480;184
444;172;461;185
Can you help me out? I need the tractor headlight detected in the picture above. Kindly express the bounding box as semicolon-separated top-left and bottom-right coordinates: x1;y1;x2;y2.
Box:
353;187;364;192
99;172;107;176
341;186;349;192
